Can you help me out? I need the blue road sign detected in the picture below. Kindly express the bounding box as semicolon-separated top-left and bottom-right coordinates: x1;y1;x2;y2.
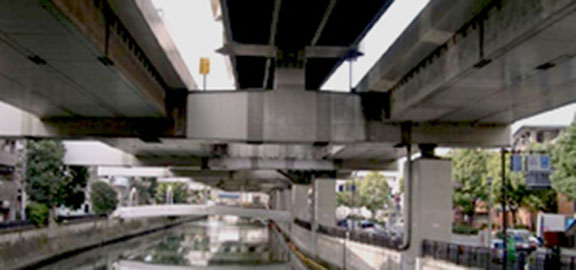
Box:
511;154;523;172
540;155;550;171
348;185;356;192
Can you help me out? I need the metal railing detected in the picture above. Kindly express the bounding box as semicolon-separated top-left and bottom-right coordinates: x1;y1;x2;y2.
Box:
422;239;576;270
56;214;106;224
317;224;346;238
295;220;401;249
530;251;576;270
349;229;401;249
422;239;493;269
294;218;312;230
0;220;35;232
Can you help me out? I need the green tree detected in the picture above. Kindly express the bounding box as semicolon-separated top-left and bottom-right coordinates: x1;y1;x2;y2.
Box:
551;121;576;200
336;172;390;213
90;181;118;215
156;183;190;204
25;202;49;226
451;149;490;226
357;172;391;213
486;151;554;225
337;179;359;207
25;140;88;223
132;177;159;205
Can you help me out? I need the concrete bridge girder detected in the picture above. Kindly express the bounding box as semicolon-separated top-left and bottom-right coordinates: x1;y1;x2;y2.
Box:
186;88;510;147
359;0;576;125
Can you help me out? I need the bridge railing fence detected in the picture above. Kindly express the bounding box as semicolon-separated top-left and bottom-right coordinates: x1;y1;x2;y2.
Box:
294;219;401;249
421;239;492;269
422;239;576;270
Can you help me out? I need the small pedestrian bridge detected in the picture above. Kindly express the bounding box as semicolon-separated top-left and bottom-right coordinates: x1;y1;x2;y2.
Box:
116;260;291;270
111;204;292;222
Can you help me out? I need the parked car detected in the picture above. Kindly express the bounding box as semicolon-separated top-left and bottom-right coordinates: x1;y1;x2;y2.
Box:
491;239;505;263
359;220;374;229
508;229;537;251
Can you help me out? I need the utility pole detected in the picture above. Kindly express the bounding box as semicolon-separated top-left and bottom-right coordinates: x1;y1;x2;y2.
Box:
501;148;508;270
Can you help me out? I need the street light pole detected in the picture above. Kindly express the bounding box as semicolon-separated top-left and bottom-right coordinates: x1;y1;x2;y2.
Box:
487;176;493;249
501;148;508;270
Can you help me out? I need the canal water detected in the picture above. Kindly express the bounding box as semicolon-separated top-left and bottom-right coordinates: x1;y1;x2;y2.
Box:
37;217;292;270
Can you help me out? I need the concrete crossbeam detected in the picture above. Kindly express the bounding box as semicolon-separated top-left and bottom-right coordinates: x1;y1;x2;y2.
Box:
187;90;510;147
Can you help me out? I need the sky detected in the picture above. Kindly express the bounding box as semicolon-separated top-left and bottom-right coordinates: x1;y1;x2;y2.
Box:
321;0;431;91
151;0;235;90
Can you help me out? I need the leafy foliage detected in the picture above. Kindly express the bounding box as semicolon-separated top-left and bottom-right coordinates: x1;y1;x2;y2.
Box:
25;202;49;226
25;140;87;211
336;172;390;212
132;177;159;205
452;147;556;226
156;183;190;204
551;122;576;200
90;181;118;215
451;149;490;225
453;224;479;235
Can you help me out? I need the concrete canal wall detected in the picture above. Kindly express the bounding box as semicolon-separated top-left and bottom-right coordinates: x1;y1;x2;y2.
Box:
0;216;203;269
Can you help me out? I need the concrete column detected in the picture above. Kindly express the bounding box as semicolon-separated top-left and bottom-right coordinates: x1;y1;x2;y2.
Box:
275;190;283;210
314;179;336;227
402;157;452;270
291;184;310;221
281;189;291;212
269;191;276;210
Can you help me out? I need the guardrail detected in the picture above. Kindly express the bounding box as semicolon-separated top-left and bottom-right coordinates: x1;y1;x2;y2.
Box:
422;239;576;270
531;251;576;270
349;229;401;249
422;239;493;268
294;219;401;249
0;215;107;234
294;218;312;230
56;214;106;224
0;220;35;232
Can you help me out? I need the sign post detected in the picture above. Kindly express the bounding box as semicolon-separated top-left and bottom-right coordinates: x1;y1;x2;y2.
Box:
501;149;508;270
199;57;210;91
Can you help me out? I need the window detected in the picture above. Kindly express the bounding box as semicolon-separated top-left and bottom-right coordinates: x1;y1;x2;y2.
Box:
536;131;544;143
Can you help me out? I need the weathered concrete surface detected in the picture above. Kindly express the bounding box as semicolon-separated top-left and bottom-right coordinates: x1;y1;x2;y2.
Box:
359;0;576;125
290;224;401;270
0;217;201;269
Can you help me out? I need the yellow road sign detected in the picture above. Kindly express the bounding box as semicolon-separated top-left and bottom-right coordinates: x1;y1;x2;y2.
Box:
199;57;210;75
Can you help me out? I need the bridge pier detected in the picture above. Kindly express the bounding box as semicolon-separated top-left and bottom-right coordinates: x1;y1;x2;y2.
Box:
311;178;337;256
403;157;453;270
314;179;336;227
291;184;311;222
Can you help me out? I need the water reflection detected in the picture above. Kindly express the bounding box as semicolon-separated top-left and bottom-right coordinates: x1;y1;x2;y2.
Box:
38;217;291;270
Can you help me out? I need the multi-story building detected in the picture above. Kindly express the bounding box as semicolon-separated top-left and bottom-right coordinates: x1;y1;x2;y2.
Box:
512;125;566;150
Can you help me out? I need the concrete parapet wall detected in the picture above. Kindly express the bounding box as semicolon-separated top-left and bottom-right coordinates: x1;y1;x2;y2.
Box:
0;217;198;269
291;224;401;270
